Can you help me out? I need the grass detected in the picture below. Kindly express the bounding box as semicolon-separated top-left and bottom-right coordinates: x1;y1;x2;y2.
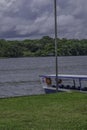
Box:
0;92;87;130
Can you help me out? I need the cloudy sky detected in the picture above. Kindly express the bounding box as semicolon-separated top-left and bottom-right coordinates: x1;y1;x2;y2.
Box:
0;0;87;40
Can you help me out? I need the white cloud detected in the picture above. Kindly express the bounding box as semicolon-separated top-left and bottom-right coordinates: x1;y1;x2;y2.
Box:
59;15;74;26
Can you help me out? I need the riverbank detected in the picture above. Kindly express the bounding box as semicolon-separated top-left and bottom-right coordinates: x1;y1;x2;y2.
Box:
0;37;87;58
0;92;87;130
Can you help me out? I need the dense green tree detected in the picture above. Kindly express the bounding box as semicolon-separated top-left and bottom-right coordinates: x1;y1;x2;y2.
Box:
0;36;87;58
3;42;23;57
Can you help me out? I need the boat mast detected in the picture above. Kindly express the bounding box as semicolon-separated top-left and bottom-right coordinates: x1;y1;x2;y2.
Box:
54;0;58;91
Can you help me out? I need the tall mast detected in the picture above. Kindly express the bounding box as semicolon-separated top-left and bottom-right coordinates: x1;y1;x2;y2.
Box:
54;0;58;91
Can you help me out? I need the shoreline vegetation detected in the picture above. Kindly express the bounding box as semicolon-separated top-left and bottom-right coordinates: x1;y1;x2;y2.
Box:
0;92;87;129
0;36;87;58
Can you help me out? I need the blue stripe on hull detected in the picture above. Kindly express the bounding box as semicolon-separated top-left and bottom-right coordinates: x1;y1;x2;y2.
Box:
44;88;64;94
44;88;56;94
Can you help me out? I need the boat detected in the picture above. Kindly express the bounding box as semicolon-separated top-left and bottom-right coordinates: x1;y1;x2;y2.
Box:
39;74;87;93
39;0;87;94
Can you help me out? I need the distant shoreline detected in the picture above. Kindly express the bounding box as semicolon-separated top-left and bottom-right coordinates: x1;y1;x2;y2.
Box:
0;36;87;58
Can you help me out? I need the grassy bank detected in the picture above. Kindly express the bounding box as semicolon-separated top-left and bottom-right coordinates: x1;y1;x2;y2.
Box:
0;92;87;130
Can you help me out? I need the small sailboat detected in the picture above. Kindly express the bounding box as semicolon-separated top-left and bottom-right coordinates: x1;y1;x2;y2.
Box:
39;0;87;93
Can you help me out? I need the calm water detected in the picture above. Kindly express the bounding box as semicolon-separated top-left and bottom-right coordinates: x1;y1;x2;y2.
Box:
0;56;87;97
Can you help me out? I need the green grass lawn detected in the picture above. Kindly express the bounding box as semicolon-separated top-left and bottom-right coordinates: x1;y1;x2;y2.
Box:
0;92;87;130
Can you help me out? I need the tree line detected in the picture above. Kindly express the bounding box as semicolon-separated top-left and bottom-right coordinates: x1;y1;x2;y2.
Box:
0;36;87;58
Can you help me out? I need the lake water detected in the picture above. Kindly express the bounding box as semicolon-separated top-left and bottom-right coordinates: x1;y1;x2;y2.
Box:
0;56;87;98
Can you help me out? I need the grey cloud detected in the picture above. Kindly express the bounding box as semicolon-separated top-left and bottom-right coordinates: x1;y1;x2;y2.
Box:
58;0;87;39
0;0;54;39
0;0;87;39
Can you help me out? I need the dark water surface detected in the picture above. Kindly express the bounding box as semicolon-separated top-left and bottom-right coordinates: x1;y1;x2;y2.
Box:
0;56;87;97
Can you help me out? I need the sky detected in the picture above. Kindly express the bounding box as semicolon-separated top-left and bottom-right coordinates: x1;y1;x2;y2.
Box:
0;0;87;40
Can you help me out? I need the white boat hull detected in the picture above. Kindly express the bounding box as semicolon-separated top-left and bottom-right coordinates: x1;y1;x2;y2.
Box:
39;74;87;94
